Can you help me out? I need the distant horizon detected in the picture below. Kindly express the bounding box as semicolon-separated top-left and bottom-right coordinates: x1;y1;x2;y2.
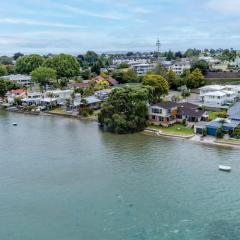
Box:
1;48;240;57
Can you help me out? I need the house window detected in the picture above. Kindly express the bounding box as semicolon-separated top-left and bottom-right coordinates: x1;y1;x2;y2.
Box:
152;108;162;114
159;116;164;121
152;116;156;120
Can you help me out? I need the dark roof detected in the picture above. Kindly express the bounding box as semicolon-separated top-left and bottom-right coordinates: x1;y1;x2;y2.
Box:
152;101;178;109
177;102;206;118
206;72;240;79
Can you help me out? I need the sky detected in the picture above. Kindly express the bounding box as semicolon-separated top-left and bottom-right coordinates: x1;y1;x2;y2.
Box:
0;0;239;55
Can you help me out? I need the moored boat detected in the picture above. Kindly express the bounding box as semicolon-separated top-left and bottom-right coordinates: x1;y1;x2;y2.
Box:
219;165;231;172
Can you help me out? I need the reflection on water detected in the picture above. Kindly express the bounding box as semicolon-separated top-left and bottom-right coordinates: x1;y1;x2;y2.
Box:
0;111;239;240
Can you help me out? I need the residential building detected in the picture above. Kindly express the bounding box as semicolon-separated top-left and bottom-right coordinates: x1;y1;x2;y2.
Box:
201;91;236;106
149;102;178;126
176;102;208;122
169;60;191;75
6;89;27;104
21;92;42;105
1;74;32;87
199;85;238;106
132;63;156;76
81;95;102;109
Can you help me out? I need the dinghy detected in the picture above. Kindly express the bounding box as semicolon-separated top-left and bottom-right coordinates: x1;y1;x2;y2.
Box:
219;165;231;172
12;122;18;126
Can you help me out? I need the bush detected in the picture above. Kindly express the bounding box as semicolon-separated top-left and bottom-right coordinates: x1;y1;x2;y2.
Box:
182;118;187;126
216;128;224;138
202;128;207;137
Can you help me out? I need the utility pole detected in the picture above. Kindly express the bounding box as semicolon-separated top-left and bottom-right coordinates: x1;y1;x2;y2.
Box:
156;38;161;61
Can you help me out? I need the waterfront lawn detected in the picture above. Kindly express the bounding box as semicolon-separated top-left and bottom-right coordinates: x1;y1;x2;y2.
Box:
148;124;194;136
49;108;73;116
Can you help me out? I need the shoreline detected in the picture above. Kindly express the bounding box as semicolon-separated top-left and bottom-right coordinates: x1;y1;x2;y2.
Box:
4;109;240;149
144;128;240;149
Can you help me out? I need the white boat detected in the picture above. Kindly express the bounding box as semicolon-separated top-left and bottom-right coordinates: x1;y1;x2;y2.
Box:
12;122;18;126
219;165;231;172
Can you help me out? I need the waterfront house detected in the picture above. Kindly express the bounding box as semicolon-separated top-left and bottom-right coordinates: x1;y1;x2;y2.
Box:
0;74;32;87
80;95;102;110
176;102;208;122
21;92;42;105
6;89;27;105
149;102;178;127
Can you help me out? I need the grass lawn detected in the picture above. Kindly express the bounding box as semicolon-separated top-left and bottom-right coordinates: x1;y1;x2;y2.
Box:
208;111;219;121
49;108;72;115
148;124;194;136
208;111;227;121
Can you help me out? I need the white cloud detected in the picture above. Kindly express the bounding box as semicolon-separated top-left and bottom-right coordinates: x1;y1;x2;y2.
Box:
60;4;126;20
206;0;240;13
0;18;85;28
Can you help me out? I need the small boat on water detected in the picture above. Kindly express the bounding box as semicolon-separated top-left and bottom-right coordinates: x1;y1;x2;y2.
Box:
12;122;18;126
219;165;231;172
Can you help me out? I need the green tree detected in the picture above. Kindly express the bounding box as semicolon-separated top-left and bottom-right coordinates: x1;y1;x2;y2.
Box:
0;65;7;76
122;69;139;83
84;51;98;66
165;50;175;61
31;67;57;89
187;68;205;89
5;65;15;74
13;52;24;60
80;69;91;80
112;69;139;84
216;128;224;138
152;64;167;77
233;124;240;138
166;69;177;88
118;63;129;69
0;80;7;98
91;61;101;75
184;48;201;57
191;60;209;75
143;74;169;102
0;56;13;65
98;87;150;134
43;54;80;78
16;54;44;74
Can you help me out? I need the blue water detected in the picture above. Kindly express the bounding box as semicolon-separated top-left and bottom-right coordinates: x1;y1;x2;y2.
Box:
0;110;240;240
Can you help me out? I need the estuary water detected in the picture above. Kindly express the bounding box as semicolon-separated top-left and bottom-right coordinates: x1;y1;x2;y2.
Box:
0;110;240;240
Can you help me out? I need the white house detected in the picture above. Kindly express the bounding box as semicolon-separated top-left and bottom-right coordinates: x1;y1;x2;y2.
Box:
21;92;43;105
132;63;156;76
199;85;225;98
1;74;32;87
200;85;240;106
169;61;191;75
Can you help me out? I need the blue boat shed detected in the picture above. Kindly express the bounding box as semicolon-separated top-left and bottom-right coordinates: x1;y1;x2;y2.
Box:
206;118;240;136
